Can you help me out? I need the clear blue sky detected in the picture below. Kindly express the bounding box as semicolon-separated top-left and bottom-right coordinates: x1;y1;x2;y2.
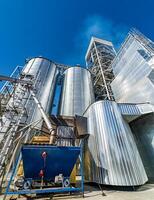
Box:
0;0;154;76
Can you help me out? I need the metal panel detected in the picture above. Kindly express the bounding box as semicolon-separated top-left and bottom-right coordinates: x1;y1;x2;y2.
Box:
84;100;148;186
56;126;75;146
130;113;154;182
111;31;154;105
118;103;154;122
59;67;95;116
23;57;59;129
75;115;88;138
118;103;154;115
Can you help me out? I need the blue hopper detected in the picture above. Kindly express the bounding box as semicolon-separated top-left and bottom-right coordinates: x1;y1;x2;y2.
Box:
22;144;81;181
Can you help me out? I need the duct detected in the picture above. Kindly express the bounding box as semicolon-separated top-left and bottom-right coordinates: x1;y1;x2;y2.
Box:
59;67;95;116
83;100;148;186
118;103;154;122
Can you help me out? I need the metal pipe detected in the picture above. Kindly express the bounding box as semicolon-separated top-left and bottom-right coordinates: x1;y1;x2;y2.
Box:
30;90;55;144
0;75;32;85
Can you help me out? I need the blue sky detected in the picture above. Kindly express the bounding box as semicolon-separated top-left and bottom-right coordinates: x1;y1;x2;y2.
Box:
0;0;154;76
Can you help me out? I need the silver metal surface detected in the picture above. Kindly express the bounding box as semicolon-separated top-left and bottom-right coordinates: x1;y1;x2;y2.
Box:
0;57;58;177
111;30;154;105
118;103;153;115
59;66;95;116
118;103;154;122
23;57;58;128
84;100;148;186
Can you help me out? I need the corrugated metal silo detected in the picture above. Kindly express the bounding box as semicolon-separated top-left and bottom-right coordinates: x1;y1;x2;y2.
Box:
0;57;59;140
59;67;95;116
23;57;59;129
84;100;148;186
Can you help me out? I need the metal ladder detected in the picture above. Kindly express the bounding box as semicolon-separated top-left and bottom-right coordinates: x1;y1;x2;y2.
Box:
0;82;30;177
0;64;57;190
0;77;56;186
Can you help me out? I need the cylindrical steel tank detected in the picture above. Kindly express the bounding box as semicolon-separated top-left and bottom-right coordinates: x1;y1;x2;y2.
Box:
0;57;58;140
84;100;148;186
0;57;58;177
59;67;95;116
22;57;59;129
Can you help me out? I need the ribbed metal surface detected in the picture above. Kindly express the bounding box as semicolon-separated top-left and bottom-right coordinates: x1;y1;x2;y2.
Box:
59;67;95;116
111;32;154;105
118;103;154;122
0;57;58;155
118;103;141;115
118;103;154;116
22;57;58;129
84;100;148;186
56;126;75;146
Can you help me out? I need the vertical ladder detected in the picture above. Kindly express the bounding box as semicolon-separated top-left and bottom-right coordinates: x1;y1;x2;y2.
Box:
0;83;30;177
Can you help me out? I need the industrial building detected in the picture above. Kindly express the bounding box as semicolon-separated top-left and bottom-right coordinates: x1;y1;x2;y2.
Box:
0;28;154;198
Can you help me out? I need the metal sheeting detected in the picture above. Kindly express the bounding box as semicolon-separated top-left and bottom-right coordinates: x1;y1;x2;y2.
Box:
130;113;154;182
23;57;59;129
0;57;58;141
118;103;154;122
59;67;95;116
118;103;142;115
111;34;154;104
118;103;153;115
84;100;148;186
56;126;75;146
0;58;58;166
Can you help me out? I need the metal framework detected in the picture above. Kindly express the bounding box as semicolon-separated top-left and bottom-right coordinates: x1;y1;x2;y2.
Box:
0;69;57;186
0;68;33;178
130;28;154;54
85;37;116;100
0;66;22;118
0;61;77;191
4;142;84;199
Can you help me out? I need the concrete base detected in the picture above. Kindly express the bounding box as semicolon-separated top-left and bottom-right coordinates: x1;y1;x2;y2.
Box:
1;184;154;200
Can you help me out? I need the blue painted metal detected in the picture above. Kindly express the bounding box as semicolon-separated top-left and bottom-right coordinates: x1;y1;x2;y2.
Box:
80;141;84;197
6;187;81;195
5;143;84;196
22;145;80;181
5;152;22;195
